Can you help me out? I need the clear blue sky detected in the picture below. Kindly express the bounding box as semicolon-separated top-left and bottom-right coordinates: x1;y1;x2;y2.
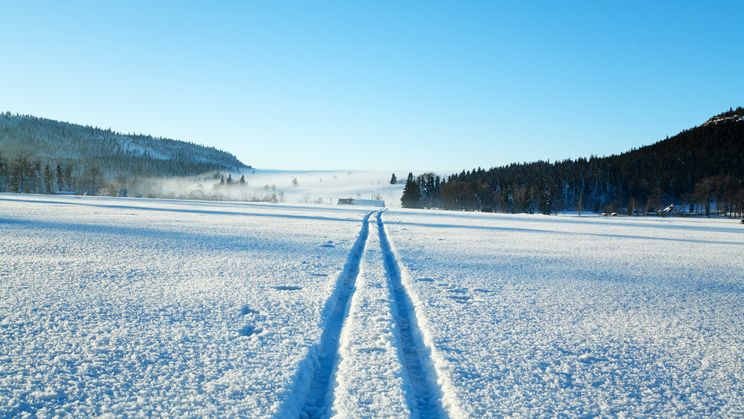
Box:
2;1;742;171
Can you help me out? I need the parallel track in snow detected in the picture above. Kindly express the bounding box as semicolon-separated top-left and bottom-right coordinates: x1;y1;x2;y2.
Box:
298;211;375;419
377;211;450;419
283;209;457;419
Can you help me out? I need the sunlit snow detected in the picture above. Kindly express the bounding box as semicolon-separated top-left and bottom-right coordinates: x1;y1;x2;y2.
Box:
1;194;742;417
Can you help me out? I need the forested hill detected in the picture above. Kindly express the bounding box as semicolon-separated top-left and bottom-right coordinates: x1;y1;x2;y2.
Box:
0;112;250;195
0;113;249;174
401;107;744;216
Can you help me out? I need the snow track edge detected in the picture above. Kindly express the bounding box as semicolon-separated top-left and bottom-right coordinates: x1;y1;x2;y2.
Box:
275;211;374;419
377;211;465;418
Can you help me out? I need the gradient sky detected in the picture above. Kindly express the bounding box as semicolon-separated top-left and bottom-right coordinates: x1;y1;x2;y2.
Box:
2;1;742;171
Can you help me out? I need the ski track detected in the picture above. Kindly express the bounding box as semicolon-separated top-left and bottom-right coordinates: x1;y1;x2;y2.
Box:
331;220;412;418
295;211;375;419
376;211;450;419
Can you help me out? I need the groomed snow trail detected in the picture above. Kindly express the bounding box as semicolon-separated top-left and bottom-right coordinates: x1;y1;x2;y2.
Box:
331;219;412;417
376;212;450;419
289;210;459;418
297;211;375;419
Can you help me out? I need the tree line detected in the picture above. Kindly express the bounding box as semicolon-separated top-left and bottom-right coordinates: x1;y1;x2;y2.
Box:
0;152;106;195
401;107;744;217
0;112;250;196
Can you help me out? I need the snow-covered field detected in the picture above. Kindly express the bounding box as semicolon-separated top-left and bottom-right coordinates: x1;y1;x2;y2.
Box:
384;210;744;417
1;194;742;417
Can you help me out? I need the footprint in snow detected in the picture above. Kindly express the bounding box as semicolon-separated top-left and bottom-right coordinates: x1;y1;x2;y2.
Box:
273;285;303;291
578;353;608;364
238;305;264;337
319;240;336;248
473;288;495;294
416;277;435;283
240;305;259;316
448;287;468;294
358;347;386;354
238;325;263;337
448;295;472;304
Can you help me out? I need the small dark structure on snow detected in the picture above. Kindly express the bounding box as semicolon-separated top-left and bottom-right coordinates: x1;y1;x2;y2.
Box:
337;198;385;207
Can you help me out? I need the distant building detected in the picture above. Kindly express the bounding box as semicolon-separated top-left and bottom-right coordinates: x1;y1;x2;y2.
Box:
337;198;385;207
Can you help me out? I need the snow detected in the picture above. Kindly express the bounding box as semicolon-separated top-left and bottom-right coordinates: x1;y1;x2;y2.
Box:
0;194;369;417
118;138;170;160
383;209;744;416
704;113;744;125
1;194;742;417
332;219;411;417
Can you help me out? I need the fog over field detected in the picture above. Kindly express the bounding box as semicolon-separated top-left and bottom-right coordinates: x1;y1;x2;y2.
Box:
129;170;405;207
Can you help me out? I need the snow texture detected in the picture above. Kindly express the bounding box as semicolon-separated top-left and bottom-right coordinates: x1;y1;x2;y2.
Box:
290;211;373;418
1;194;742;417
384;209;744;417
0;194;369;417
331;216;411;418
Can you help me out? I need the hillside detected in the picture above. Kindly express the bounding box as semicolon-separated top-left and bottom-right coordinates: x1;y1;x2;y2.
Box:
0;112;249;194
402;107;744;216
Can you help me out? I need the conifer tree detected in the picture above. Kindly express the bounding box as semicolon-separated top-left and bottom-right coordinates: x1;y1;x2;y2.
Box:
0;151;7;192
10;154;32;193
63;164;74;190
401;172;421;208
43;164;54;194
55;163;64;192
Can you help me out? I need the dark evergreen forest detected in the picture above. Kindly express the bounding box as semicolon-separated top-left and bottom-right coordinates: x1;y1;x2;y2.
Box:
0;113;249;195
401;108;744;216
